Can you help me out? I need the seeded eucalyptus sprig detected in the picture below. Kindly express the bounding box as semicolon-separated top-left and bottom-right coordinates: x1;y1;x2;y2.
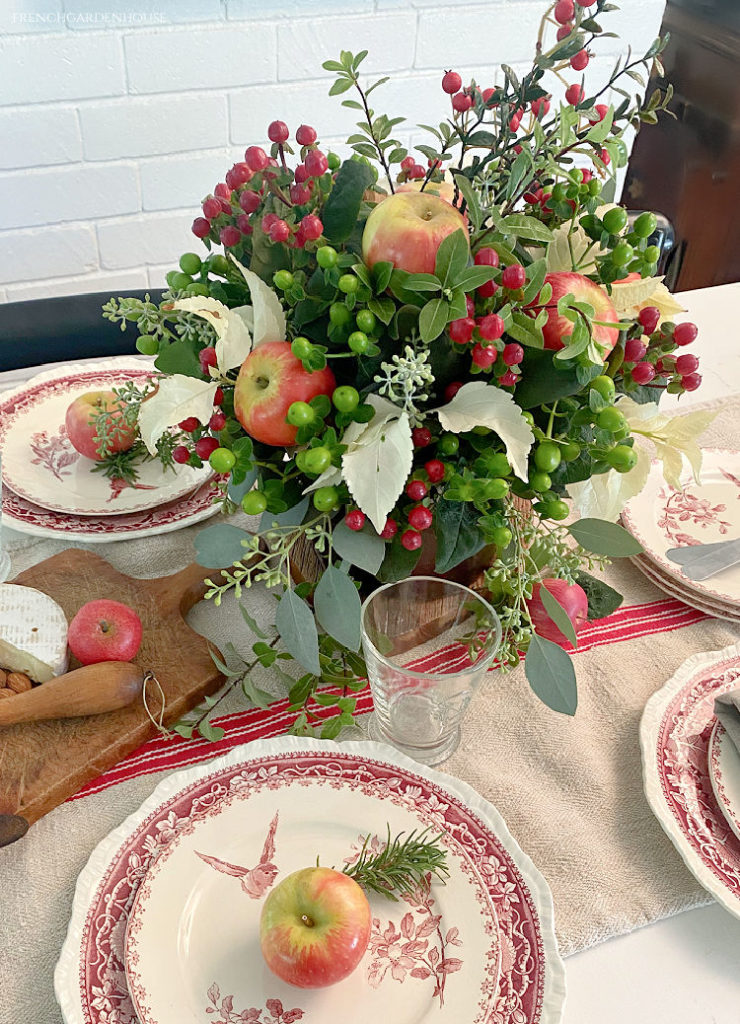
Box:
342;826;450;900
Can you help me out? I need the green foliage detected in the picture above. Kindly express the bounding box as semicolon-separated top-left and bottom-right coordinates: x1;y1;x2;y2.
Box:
525;633;578;716
568;519;644;556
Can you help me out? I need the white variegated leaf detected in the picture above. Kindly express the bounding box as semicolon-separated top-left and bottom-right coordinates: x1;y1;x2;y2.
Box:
302;465;343;495
138;375;218;455
609;276;664;316
341;411;413;532
569;445;651;520
618;396;716;487
434;381;534;481
173;296;252;372
229;256;286;347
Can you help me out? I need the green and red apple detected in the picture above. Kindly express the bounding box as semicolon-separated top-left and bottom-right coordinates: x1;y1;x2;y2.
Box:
234;341;336;447
362;191;468;275
260;866;371;989
539;272;620;355
65;391;137;461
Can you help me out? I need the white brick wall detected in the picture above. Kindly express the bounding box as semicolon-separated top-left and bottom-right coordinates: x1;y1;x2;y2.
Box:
0;0;666;307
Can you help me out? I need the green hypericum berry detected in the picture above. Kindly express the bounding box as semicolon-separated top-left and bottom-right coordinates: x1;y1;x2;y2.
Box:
545;499;570;521
303;446;332;475
491;526;513;548
329;303;352;327
529;470;552;493
316;245;338;269
170;271;193;291
611;241;634;267
273;269;294;291
332;386;360;412
438;434;460;455
552;182;568;201
348;331;370;354
596;407;627;433
209;447;236;474
287;401;315;426
241;490;268;515
208;254;230;277
136;336;159;355
338;273;359;294
644;244;661;264
591;375;616;402
559;440;581;462
355;308;377;334
587;178;601;197
522;411;536;427
633;211;657;238
179;252;202;275
185;282;210;297
291;337;313;360
607;445;639;472
485;452;511;477
313;485;340;512
602;207;629;235
534;442;562;473
327;152;341;170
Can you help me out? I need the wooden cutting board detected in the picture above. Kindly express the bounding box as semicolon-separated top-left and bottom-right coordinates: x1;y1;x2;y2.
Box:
0;549;224;830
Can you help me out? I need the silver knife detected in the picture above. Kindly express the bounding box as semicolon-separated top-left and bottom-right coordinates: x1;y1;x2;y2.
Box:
667;538;740;566
670;537;740;581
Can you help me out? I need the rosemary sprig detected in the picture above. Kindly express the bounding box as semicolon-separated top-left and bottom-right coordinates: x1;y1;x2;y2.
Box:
342;826;449;900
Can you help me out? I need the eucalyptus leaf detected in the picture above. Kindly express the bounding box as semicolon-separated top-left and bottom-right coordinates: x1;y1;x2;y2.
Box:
314;565;362;651
525;634;578;715
332;520;386;575
539;585;578;647
239;602;268;639
227;467;258;505
259;496;310;531
276;589;321;675
194;523;251;568
568;518;643;556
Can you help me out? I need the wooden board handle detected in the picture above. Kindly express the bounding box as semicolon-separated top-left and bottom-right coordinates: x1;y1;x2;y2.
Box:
0;663;144;726
146;561;214;616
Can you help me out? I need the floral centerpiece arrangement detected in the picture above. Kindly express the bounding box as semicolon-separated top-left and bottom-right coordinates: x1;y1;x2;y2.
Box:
102;0;711;740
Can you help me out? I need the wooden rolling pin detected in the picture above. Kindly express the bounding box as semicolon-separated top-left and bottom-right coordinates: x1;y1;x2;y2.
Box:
0;662;145;726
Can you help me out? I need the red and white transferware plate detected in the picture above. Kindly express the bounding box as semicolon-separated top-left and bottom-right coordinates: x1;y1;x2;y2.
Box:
0;359;212;516
55;738;565;1024
622;448;740;608
630;555;740;624
709;720;740;844
640;643;740;920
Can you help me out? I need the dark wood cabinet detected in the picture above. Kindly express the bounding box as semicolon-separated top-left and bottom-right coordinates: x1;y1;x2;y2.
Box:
623;0;740;290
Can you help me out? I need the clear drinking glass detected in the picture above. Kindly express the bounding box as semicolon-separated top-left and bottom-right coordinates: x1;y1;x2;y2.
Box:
361;577;501;766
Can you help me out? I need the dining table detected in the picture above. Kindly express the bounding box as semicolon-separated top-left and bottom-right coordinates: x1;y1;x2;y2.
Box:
1;280;739;1024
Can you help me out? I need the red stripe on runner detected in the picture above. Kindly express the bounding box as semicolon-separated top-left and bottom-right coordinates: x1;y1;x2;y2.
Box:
71;595;708;800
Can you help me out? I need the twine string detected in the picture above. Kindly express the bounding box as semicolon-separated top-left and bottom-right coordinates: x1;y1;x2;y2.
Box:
141;670;171;739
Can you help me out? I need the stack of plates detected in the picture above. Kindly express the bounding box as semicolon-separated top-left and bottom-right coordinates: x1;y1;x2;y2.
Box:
0;359;220;543
622;448;740;622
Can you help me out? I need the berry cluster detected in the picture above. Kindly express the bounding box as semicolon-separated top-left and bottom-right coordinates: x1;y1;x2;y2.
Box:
622;310;701;393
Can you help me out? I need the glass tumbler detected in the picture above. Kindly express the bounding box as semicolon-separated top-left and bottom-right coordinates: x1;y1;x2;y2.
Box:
361;577;501;765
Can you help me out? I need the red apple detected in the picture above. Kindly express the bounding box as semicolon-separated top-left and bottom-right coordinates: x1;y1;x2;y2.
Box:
527;579;588;648
260;867;371;989
67;599;143;664
537;272;620;356
234;341;335;446
65;391;137;462
361;191;468;275
396;179;460;208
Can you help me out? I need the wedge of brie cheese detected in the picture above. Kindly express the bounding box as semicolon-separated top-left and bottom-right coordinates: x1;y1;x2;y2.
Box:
0;584;69;683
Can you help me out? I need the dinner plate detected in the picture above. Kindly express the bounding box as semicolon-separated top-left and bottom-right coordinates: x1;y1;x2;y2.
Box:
709;721;740;844
55;738;565;1024
640;643;740;921
622;448;740;608
0;359;212;516
630;555;740;623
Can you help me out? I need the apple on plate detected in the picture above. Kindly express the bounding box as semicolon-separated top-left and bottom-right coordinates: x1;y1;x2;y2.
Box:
65;391;137;462
234;341;335;447
67;599;143;664
537;272;620;355
527;579;589;648
361;191;468;275
260;866;372;989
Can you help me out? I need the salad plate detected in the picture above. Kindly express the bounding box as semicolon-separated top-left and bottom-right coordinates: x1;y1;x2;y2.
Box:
630;555;740;623
709;721;740;845
55;737;565;1024
0;360;212;516
640;643;740;921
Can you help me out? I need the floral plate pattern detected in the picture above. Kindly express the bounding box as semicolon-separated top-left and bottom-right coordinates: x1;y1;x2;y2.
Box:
54;738;565;1024
622;449;740;608
709;721;740;845
0;359;212;516
640;643;740;921
630;554;740;624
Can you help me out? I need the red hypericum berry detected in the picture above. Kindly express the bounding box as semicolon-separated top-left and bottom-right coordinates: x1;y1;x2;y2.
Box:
655;357;672;375
499;370;518;386
218;197;232;215
442;70;462;94
202;196;221;220
556;22;572;40
173;445;190;464
464;297;476;319
408;505;433;531
501;263;526;289
681;372;702;392
209;411;227;431
220;225;241;248
288;183;310;205
638;306;660;334
236;214;253;235
675;353;699;374
299;214;322;241
674;322;698;346
239;190;261;214
624;337;647;363
477;280;499;299
244;146;268;171
565;83;585;106
406;480;428;501
410;427;431;449
199;347;218;372
268;120;289;143
192;217;211;239
600;148;611;166
632;361;656;385
570;49;589;71
294;163;310;184
503;342;524;366
408;163;426;179
379;517;398;540
296;124;317;146
588;104;609;125
509;112;522;132
554;0;574;24
424;459;445;483
214;182;231;200
345;509;366;531
400;156;416;172
472;343;498;368
531;96;551;119
449;317;475;345
213;387;224;405
269;219;290;243
194;436;220;460
576;0;597;6
478;313;505;341
230;162;253;187
261;213;278;233
293;228;307;249
474;247;500;268
178;416;200;432
579;168;593;183
305;149;329;177
444;381;463;402
452;92;473;113
400;529;422;551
